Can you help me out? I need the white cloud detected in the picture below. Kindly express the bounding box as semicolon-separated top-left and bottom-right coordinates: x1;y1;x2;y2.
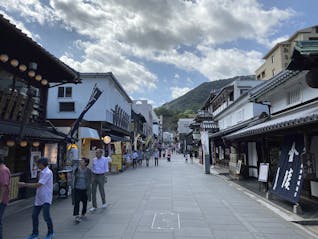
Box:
174;73;180;79
0;0;296;92
170;86;191;99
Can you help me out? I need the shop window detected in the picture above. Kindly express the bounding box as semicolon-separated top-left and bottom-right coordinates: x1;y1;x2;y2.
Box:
59;102;75;112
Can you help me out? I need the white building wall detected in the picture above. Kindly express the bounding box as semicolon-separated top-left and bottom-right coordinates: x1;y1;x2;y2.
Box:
261;72;318;114
47;74;131;121
217;101;265;130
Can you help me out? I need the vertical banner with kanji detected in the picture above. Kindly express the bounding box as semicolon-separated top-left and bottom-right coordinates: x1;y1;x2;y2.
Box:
271;135;304;203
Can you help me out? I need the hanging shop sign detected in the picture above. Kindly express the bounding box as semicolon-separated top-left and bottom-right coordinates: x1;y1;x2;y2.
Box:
30;151;41;179
271;135;304;204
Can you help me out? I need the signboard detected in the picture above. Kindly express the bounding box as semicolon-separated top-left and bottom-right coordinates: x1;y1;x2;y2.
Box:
114;142;122;154
258;163;269;182
271;135;304;204
236;160;242;174
111;154;122;171
9;175;20;201
44;143;58;164
30;151;41;179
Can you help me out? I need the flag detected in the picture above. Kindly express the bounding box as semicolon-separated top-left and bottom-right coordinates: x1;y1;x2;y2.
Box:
67;85;102;141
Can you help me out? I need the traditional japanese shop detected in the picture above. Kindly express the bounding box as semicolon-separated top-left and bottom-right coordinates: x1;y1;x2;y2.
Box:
0;15;80;201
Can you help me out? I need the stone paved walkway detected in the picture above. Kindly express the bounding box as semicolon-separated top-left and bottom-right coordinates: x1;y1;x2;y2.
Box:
4;154;315;239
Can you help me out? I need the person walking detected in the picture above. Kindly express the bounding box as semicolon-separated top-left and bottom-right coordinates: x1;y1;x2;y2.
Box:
72;158;92;223
19;157;54;239
145;149;150;167
167;148;171;162
132;150;138;168
0;156;10;239
190;151;194;164
90;149;111;212
154;149;159;167
185;152;189;163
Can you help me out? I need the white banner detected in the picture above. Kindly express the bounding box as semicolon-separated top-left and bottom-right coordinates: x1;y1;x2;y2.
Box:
200;131;209;155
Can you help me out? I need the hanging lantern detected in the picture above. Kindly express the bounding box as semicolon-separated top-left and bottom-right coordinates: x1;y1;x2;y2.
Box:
0;54;9;63
41;79;48;86
19;64;27;72
103;136;111;144
32;141;40;147
10;59;19;67
20;141;28;147
28;70;36;78
35;75;42;81
6;140;15;147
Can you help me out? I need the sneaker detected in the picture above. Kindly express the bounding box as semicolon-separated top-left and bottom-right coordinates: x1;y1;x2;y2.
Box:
81;214;87;220
26;234;39;239
101;203;108;208
89;207;97;212
75;216;81;223
44;233;54;239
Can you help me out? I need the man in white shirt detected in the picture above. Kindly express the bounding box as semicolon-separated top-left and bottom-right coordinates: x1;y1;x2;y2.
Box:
90;149;111;211
19;157;54;239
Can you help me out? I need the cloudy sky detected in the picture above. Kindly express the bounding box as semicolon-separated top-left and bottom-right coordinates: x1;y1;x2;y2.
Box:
1;0;317;107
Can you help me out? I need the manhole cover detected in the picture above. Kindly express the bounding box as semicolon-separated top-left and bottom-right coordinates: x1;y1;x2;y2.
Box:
151;212;180;230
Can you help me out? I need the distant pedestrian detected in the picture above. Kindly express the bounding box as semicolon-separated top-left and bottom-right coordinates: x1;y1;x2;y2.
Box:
167;149;171;162
19;157;54;239
90;149;111;212
185;152;189;163
138;150;143;166
0;156;10;239
190;151;194;164
132;150;138;168
72;158;92;223
154;149;159;167
145;149;150;167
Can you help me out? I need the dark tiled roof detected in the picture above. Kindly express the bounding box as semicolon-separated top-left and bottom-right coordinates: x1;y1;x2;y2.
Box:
0;121;64;141
210;116;267;139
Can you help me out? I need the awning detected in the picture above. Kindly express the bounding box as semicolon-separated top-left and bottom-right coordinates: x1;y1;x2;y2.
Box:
56;127;100;140
79;127;100;140
0;121;64;141
108;134;130;142
226;104;318;139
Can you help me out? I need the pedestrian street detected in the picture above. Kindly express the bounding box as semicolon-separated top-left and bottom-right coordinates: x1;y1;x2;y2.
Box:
4;154;314;239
